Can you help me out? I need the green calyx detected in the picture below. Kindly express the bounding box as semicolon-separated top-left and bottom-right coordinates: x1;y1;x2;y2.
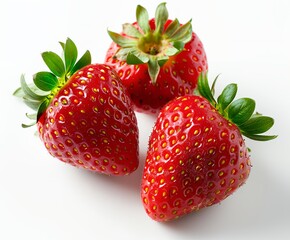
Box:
107;2;192;84
13;38;91;127
197;73;277;141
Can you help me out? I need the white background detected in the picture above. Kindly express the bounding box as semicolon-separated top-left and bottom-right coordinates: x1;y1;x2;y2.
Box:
1;0;290;239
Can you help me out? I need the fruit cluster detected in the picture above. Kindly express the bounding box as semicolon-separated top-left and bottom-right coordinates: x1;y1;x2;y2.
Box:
14;3;276;222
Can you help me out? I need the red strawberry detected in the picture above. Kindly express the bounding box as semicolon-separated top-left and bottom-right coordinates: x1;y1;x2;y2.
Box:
141;74;276;221
14;38;139;175
105;3;207;114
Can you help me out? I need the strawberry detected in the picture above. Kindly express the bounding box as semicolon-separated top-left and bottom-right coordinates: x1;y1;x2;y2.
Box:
141;74;276;221
14;38;139;175
105;2;207;114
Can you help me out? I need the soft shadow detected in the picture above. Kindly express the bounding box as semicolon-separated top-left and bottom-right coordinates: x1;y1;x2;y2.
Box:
72;146;146;196
157;159;290;239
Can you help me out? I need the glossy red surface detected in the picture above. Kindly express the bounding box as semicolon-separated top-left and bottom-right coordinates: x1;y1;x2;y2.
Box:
37;64;139;175
141;95;251;221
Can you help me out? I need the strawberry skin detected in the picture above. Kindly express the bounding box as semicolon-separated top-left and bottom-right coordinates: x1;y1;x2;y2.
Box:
37;64;139;175
142;95;250;221
105;3;207;114
141;74;276;221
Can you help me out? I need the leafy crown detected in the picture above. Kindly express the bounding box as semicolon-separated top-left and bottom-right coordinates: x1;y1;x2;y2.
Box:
13;38;91;127
107;2;192;84
197;73;277;141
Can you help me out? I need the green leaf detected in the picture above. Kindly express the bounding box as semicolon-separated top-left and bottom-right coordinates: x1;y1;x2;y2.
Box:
157;56;169;67
164;18;180;38
37;100;49;121
131;48;150;63
59;41;65;50
242;132;278;141
27;83;49;96
136;4;150;34
33;71;58;91
64;38;78;73
114;48;132;61
42;51;65;77
23;97;41;111
122;23;142;38
148;58;160;84
210;74;220;96
13;87;24;98
240;115;275;134
126;48;150;65
169;20;192;43
228;98;255;125
20;74;46;101
71;50;91;75
197;73;216;105
127;52;147;64
217;83;237;111
172;41;185;52
107;30;138;47
154;2;168;34
22;122;36;128
164;46;179;56
25;113;37;120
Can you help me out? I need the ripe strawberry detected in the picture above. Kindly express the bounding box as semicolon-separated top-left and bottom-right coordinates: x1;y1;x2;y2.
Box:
14;38;139;175
105;3;207;114
141;74;276;221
